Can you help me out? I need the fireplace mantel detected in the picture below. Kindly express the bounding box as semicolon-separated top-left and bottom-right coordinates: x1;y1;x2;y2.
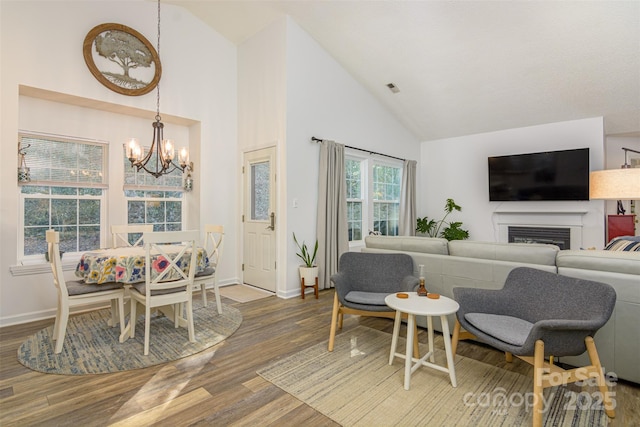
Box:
494;208;588;215
494;210;587;249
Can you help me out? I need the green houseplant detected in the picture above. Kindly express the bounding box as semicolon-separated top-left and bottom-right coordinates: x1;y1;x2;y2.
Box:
293;233;319;293
293;233;318;267
416;198;470;241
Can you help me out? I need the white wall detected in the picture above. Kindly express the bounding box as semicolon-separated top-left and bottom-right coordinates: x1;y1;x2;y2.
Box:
0;1;237;326
237;18;420;298
420;117;607;248
237;18;287;296
284;18;420;295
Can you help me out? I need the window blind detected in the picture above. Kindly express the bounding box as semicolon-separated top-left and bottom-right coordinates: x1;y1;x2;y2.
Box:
19;133;107;188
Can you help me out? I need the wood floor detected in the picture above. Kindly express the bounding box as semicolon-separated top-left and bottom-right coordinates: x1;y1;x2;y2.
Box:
1;289;638;426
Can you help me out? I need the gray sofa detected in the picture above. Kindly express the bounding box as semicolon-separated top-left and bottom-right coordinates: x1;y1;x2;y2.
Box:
362;235;640;384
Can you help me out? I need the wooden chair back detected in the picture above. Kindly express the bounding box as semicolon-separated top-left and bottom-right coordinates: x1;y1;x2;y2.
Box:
202;224;224;268
142;230;200;295
46;229;68;297
111;224;154;248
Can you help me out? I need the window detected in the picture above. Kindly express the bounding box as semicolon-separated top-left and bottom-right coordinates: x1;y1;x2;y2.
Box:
125;190;183;232
251;161;270;220
372;164;401;236
346;159;363;241
19;133;107;260
123;147;184;233
346;153;402;243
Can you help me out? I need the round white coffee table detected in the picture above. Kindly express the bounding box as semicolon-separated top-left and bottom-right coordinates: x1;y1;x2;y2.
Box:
385;292;460;390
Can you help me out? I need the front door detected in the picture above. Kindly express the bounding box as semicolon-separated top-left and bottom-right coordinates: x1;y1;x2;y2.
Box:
242;147;277;292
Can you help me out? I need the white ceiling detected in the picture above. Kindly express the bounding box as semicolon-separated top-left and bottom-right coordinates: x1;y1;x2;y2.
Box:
168;0;640;141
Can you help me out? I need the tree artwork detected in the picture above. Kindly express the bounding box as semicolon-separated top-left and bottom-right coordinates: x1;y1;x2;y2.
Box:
83;23;161;96
94;30;153;90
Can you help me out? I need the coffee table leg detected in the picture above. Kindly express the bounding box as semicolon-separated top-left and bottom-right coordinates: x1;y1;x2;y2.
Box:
404;313;415;390
389;309;402;365
427;315;435;363
441;315;457;387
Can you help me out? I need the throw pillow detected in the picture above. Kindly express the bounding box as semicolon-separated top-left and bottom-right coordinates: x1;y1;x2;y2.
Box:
604;237;640;251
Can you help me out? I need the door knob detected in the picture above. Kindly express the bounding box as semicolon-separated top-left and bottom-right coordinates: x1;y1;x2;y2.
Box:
266;212;275;231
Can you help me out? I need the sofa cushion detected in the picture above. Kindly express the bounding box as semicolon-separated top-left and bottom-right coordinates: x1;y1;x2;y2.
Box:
365;236;449;255
344;291;390;306
556;250;640;275
448;240;559;266
465;313;534;346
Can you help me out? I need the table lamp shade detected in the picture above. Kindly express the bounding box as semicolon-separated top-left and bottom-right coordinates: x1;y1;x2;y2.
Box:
589;169;640;200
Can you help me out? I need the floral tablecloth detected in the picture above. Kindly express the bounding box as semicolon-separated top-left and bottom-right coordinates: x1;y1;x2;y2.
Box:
75;245;209;284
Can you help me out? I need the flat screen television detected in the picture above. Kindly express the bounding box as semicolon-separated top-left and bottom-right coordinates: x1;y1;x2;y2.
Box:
488;148;590;201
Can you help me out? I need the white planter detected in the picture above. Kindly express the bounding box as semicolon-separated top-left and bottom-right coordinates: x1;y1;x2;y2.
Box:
299;266;318;287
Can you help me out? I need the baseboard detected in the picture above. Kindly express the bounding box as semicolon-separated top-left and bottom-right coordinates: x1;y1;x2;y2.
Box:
0;301;110;329
1;277;244;328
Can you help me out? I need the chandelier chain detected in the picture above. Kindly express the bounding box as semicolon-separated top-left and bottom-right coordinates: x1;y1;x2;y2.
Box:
156;0;161;121
126;0;190;180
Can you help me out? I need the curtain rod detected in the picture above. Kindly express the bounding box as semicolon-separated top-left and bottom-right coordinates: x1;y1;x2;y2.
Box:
311;137;405;162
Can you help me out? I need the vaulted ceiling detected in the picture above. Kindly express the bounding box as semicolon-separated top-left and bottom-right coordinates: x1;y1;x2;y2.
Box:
168;1;640;141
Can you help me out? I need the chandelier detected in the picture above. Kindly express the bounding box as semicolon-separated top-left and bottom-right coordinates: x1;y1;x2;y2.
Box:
126;0;188;179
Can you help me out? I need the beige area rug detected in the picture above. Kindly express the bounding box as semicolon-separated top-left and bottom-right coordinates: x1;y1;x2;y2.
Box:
18;301;242;375
258;326;610;427
219;284;274;303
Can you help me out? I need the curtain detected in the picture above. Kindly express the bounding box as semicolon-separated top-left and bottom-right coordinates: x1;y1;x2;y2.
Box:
399;159;417;236
316;140;349;289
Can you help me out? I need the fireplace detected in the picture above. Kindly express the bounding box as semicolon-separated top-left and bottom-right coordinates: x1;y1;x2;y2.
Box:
508;226;571;249
495;209;587;250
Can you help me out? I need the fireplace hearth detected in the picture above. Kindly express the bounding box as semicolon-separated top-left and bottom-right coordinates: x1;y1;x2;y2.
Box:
508;226;571;250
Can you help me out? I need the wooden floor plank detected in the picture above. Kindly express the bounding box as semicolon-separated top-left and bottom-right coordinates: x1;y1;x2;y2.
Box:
0;290;637;426
109;387;212;427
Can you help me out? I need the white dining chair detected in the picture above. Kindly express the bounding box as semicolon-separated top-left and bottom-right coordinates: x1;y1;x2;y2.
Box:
128;230;200;355
193;224;224;313
110;224;154;248
46;230;126;354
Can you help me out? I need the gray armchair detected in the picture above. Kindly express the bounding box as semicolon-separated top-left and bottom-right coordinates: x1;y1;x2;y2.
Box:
451;267;616;427
328;252;419;351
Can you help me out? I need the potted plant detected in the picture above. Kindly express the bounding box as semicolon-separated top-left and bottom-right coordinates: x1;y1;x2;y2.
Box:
416;198;470;241
293;233;319;287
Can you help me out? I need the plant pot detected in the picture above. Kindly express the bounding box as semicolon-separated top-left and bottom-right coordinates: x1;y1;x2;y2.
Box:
299;266;318;287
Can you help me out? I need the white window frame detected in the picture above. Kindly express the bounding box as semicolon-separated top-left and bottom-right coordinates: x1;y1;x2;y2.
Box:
346;149;403;248
124;190;184;232
346;155;366;244
17;132;108;263
371;160;402;238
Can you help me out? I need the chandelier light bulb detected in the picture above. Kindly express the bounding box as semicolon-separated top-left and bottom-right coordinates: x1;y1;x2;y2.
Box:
179;147;189;166
127;138;142;162
164;139;175;160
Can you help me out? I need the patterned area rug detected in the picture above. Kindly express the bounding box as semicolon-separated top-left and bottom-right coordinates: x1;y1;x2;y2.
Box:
18;301;242;375
220;284;274;302
258;326;610;427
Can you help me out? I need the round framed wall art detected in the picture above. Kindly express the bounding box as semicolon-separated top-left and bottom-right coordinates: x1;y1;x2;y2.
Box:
83;23;162;96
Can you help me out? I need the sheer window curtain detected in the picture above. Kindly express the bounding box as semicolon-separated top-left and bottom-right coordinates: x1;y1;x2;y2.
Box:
399;159;417;236
316;140;349;289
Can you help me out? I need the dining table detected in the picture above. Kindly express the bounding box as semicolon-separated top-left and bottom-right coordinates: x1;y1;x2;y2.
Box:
75;244;209;342
75;244;209;285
